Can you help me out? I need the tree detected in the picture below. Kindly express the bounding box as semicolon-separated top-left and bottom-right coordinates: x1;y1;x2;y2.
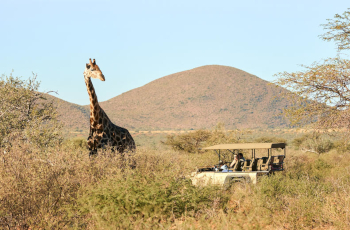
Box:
0;73;62;151
274;9;350;132
321;10;350;51
162;123;244;153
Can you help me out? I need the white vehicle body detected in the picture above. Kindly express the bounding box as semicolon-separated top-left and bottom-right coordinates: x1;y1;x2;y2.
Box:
191;143;286;186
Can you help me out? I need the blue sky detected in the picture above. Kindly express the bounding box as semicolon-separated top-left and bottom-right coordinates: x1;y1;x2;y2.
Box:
1;0;349;105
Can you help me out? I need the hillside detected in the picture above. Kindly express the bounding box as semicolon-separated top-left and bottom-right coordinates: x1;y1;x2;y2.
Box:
78;65;290;130
44;94;90;131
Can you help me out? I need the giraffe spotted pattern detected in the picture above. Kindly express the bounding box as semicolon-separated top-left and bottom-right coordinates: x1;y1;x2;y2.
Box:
84;58;135;156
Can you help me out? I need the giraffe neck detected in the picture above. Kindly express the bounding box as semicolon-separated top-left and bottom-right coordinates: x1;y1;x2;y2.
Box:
84;76;100;123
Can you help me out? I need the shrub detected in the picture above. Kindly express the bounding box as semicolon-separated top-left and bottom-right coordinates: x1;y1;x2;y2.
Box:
254;136;287;144
163;130;211;153
0;73;62;152
205;123;245;146
334;140;350;153
292;133;334;154
163;123;243;153
76;175;222;228
0;145;85;229
65;147;227;229
62;138;87;150
1;138;350;229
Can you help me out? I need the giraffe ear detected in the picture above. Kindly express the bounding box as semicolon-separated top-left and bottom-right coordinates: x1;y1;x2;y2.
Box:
86;63;90;68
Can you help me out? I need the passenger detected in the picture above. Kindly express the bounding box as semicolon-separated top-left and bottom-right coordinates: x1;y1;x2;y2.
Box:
229;154;239;168
229;153;245;168
238;153;246;162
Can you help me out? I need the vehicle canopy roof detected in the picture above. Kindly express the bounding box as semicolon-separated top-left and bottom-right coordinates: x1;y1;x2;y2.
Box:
202;143;285;150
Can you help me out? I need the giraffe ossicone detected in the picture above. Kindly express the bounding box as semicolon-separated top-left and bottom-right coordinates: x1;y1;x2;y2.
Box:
84;58;135;156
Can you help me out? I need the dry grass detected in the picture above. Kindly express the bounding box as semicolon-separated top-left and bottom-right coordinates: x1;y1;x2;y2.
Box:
1;140;350;229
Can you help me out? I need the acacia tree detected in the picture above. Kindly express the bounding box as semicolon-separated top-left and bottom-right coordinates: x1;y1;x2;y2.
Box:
275;9;350;132
0;73;62;151
321;10;350;51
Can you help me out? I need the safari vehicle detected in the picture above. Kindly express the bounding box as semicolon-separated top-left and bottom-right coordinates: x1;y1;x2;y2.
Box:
190;143;286;186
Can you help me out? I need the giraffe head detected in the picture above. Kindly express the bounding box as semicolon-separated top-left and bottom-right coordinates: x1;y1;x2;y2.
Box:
84;58;105;81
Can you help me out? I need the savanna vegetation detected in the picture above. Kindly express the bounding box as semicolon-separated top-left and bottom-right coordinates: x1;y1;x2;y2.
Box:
2;120;350;229
275;9;350;133
1;9;350;230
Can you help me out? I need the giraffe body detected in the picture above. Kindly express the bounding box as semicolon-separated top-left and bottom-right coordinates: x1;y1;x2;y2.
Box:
84;59;135;156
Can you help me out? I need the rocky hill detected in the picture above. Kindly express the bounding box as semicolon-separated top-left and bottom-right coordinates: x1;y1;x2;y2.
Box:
51;65;291;132
44;94;90;132
75;65;290;130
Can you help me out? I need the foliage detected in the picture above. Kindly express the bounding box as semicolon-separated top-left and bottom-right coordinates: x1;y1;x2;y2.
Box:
321;9;350;51
254;136;287;144
333;139;350;153
274;9;350;132
77;175;223;227
163;129;211;153
1;131;350;229
0;73;62;151
275;58;350;128
292;133;334;154
62;138;87;150
205;123;246;146
0;143;127;229
162;123;244;153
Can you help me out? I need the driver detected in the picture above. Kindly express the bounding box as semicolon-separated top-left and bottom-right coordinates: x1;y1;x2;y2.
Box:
213;160;228;172
220;162;228;171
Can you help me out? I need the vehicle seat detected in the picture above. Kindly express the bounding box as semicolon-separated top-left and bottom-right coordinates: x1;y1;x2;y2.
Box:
261;157;268;164
242;159;252;172
260;156;274;171
251;158;258;171
256;158;262;171
271;155;285;171
278;155;284;163
233;160;243;171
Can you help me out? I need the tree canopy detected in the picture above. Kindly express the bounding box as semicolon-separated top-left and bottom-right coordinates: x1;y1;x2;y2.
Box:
321;10;350;51
0;73;62;151
275;9;350;131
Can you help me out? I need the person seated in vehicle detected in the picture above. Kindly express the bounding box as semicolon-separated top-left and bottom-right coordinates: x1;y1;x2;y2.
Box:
229;154;239;168
213;160;223;171
213;161;229;172
229;153;245;168
220;163;229;172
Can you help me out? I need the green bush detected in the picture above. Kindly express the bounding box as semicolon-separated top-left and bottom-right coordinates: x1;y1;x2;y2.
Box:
334;140;350;153
65;148;227;229
0;73;62;151
62;138;87;150
163;130;211;153
255;173;334;228
76;175;222;227
163;123;243;153
292;133;334;154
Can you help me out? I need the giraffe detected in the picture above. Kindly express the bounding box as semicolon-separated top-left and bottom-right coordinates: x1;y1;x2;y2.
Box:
83;58;136;156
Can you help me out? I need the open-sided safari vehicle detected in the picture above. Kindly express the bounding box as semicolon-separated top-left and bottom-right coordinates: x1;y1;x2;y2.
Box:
191;143;286;186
